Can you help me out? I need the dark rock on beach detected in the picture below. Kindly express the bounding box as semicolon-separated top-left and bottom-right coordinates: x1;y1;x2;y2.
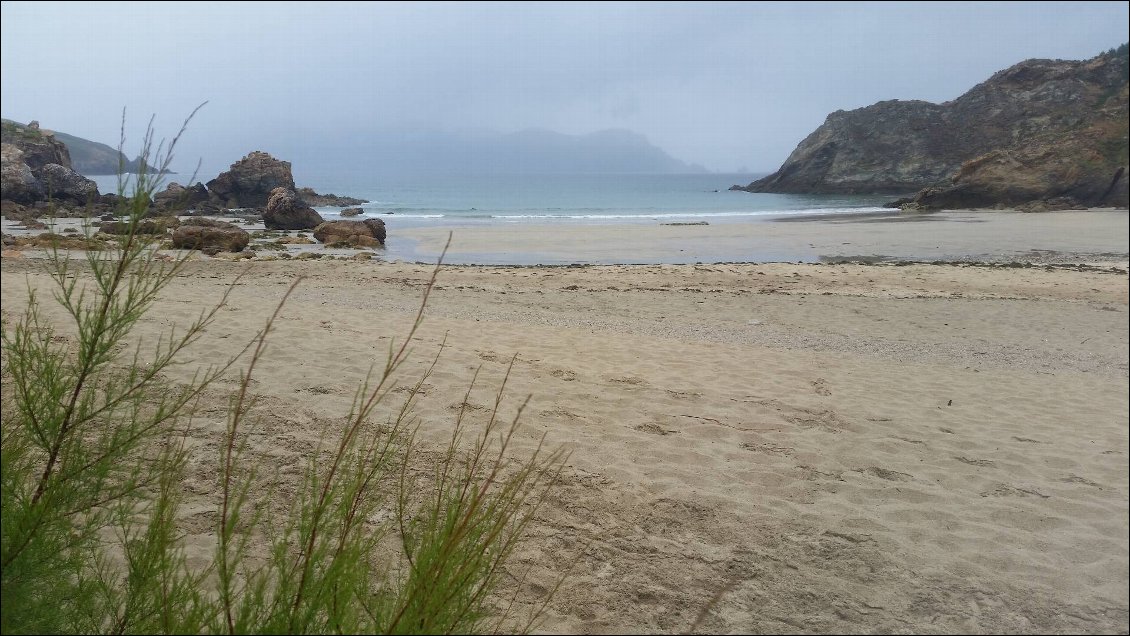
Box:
312;218;386;247
154;182;211;213
263;187;324;230
98;217;180;235
338;207;364;217
171;218;250;254
34;163;99;203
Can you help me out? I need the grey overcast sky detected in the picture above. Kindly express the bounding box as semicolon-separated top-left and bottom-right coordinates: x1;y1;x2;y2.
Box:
2;1;1128;174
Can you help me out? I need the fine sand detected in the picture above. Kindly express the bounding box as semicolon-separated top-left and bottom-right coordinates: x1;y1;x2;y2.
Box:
1;214;1128;633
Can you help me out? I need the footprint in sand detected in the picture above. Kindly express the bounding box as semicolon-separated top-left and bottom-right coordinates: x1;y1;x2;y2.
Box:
954;456;996;467
1060;474;1102;488
635;423;678;435
812;378;832;396
551;369;577;381
980;483;1049;498
858;466;914;481
608;375;647;386
739;442;793;456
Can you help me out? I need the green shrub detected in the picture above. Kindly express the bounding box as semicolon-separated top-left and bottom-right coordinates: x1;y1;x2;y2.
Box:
1;113;564;634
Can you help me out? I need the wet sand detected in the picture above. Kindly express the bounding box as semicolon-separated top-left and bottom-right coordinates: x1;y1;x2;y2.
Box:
391;208;1129;265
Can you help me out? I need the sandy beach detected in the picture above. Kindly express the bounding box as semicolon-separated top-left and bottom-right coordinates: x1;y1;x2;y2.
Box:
391;209;1130;265
2;211;1127;633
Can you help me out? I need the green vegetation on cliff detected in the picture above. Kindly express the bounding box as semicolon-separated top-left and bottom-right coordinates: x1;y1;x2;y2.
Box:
1;118;163;175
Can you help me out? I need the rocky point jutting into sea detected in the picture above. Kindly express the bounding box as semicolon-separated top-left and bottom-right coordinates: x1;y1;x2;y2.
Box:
732;44;1129;211
0;122;381;255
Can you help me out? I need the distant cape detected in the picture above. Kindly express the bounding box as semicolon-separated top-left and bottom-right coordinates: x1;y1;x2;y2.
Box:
267;127;707;176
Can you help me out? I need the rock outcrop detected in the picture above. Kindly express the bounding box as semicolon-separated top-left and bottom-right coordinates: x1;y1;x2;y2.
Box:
1;121;100;205
35;163;99;202
1;145;44;204
3;117;166;176
171;218;250;254
312;219;386;247
295;187;367;207
98;217;180;235
262;187;324;230
734;45;1129;209
153;182;211;213
1;127;379;228
1;120;71;170
206;151;297;208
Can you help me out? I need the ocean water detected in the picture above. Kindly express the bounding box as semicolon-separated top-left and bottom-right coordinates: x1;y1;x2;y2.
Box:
297;173;893;229
94;173;894;228
90;172;902;263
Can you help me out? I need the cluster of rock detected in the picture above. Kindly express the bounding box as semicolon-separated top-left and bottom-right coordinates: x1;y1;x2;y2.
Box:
2;139;383;254
154;151;369;219
1;121;99;205
732;45;1129;210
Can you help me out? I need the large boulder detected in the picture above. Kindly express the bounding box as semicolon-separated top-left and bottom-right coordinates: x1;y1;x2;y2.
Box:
263;187;323;230
1;129;97;206
206;151;296;208
312;218;386;247
153;181;211;212
171;218;250;254
98;217;180;235
1;144;44;204
33;163;99;204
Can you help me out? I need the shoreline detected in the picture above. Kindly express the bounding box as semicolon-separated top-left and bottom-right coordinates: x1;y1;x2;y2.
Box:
3;207;1127;268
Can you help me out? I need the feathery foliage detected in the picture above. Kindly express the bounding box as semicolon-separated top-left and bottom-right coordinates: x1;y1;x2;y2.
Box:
1;112;564;634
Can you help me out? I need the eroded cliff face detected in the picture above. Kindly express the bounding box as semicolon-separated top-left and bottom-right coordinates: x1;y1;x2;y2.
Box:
0;120;99;204
738;100;952;194
1;120;73;170
734;46;1129;208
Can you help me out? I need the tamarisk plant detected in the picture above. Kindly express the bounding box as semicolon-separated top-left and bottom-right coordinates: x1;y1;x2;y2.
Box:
0;113;566;634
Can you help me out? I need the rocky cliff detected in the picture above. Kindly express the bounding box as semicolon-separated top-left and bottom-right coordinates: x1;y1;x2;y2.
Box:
1;119;161;175
733;45;1129;209
1;119;72;169
1;120;99;204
